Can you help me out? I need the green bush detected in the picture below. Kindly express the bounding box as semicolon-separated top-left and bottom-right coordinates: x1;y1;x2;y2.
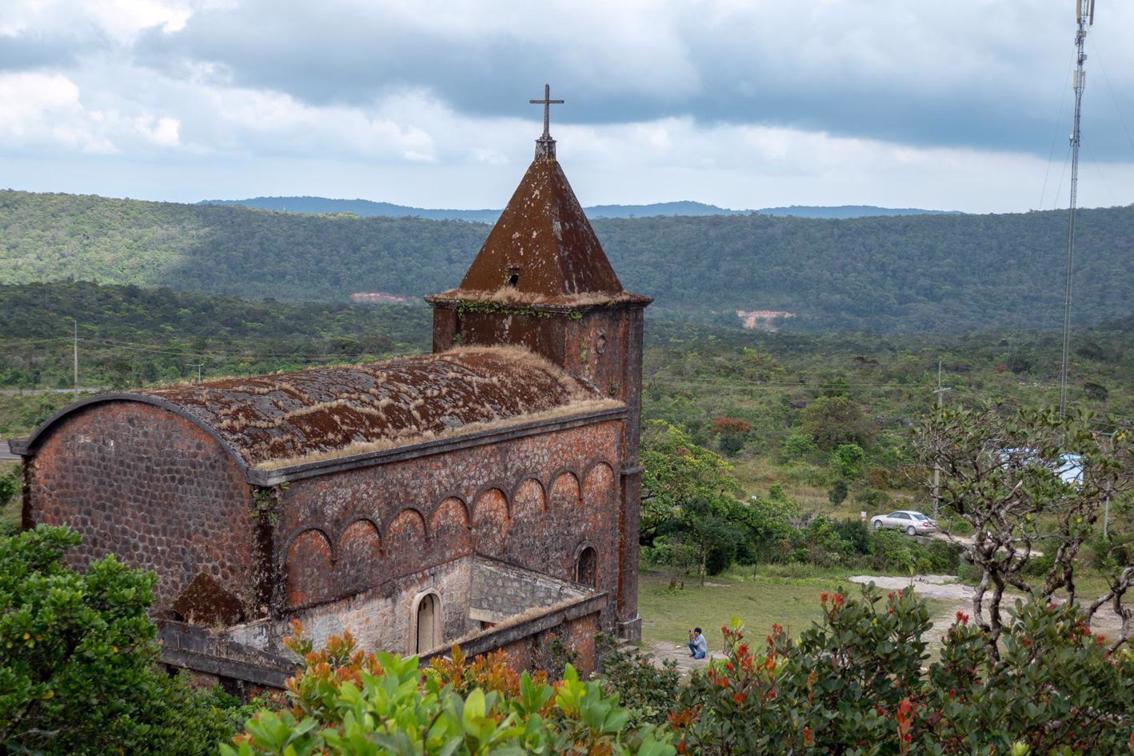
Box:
856;487;892;510
830;443;866;481
923;538;965;573
224;629;675;755
827;479;848;506
867;528;919;573
1089;533;1134;570
0;525;241;755
780;432;819;463
668;588;1134;754
0;468;19;536
831;518;870;556
793;517;854;567
596;636;682;728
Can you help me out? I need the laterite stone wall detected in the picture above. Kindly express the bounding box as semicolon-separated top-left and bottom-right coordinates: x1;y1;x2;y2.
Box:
276;419;624;631
24;402;258;618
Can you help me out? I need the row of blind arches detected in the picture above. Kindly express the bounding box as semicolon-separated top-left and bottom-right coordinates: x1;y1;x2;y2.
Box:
283;463;617;562
283;464;616;608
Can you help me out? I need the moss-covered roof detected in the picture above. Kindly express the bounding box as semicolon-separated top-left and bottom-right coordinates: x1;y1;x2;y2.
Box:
65;345;608;472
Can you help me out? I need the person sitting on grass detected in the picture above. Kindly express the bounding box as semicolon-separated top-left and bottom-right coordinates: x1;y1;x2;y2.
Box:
687;627;707;659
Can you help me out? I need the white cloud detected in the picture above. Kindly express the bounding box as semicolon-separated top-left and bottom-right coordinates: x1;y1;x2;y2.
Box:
133;114;181;146
0;72;117;153
0;0;1131;212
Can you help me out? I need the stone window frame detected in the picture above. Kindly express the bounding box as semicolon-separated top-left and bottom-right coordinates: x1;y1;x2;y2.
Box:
409;589;443;655
573;542;599;589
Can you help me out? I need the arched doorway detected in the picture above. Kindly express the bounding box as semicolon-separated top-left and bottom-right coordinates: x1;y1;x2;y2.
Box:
575;546;598;588
415;593;439;653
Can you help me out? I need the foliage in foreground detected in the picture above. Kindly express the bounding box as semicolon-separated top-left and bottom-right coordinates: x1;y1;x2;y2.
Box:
658;586;1134;755
0;525;244;755
223;627;675;755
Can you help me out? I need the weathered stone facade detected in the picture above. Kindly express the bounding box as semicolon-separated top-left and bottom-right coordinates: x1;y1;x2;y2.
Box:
23;402;259;618
12;130;648;685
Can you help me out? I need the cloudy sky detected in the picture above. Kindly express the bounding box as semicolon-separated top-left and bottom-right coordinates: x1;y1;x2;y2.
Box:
2;0;1133;213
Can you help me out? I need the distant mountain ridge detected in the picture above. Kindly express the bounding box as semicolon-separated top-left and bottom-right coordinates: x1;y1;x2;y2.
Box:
758;205;959;219
201;196;953;221
6;189;1134;333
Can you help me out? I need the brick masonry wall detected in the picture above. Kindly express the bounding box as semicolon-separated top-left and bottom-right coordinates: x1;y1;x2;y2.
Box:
497;611;600;677
24;402;258;617
276;420;623;633
431;302;646;636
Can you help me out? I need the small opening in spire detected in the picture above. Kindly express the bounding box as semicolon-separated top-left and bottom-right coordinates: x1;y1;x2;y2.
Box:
506;265;520;287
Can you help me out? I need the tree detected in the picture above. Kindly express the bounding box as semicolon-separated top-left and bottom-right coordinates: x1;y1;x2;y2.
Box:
827;479;849;506
0;525;241;755
914;405;1134;650
800;396;875;450
830;443;865;481
641;422;751;582
710;416;751;457
640;421;742;545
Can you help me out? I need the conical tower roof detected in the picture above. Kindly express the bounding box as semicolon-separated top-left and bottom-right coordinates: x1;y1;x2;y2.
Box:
455;156;624;301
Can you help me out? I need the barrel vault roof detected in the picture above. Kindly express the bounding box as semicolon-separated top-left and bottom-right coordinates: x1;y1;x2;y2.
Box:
18;347;621;473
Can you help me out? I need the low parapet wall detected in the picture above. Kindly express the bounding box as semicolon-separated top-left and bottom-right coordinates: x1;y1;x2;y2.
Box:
158;621;298;690
422;591;606;675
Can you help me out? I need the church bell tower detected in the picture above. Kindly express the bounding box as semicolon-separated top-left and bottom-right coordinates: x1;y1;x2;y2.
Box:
426;85;651;639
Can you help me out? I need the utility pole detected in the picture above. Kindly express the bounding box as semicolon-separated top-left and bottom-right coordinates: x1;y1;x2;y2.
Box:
932;359;951;519
1101;431;1112;539
73;318;79;391
1059;0;1096;418
188;363;204;383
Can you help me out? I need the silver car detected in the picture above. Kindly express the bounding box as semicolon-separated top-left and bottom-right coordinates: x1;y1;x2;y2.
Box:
871;510;937;536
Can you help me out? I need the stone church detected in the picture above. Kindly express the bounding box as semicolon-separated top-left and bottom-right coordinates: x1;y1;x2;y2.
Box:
12;102;650;688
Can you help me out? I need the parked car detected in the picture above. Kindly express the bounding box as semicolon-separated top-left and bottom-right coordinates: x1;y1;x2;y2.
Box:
871;510;937;536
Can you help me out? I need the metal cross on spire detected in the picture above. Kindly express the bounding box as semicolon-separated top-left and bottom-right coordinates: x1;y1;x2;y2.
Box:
529;83;564;160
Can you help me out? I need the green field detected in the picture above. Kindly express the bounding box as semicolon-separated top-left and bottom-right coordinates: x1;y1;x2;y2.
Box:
637;567;947;653
639;569;839;651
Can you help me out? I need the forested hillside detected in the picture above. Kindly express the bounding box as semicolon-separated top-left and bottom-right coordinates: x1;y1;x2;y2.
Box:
0;281;429;392
2;190;1133;332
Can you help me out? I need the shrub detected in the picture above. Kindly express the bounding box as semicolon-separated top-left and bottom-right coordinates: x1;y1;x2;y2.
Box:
0;525;241;755
800;396;875;450
224;626;675;755
923;538;965;573
827;479;848;506
830;443;866;481
666;588;1134;754
711;417;751;457
780;432;819;462
856;487;892;510
921;601;1134;753
867;528;919;573
831;518;870;556
794;517;853;567
596;635;682;728
670;586;931;753
0;471;17;509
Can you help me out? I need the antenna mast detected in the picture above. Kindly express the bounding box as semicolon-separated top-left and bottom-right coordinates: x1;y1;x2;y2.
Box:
1058;0;1095;417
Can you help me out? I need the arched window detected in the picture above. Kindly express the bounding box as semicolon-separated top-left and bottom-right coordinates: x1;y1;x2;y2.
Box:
575;546;598;589
415;593;440;654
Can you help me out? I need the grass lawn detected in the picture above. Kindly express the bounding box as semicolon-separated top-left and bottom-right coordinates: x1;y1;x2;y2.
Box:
638;565;948;653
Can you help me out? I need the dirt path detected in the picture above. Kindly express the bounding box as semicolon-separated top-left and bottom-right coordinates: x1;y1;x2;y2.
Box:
646;641;724;674
849;574;1126;643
